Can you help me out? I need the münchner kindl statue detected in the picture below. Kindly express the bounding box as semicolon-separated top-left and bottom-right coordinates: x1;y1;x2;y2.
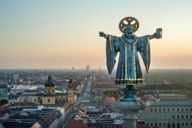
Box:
99;17;162;101
99;17;162;86
99;16;162;128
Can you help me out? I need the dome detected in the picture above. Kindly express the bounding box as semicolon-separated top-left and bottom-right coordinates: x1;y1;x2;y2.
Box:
45;75;55;87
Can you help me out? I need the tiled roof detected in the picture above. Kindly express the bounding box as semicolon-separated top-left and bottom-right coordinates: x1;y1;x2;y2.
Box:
2;109;61;128
37;110;61;127
150;98;192;106
66;120;88;128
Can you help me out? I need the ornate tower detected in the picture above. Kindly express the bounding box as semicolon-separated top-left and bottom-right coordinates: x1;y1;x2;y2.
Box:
44;75;55;94
67;79;75;104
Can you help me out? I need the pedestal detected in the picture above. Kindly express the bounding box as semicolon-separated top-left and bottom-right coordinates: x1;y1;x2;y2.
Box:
117;85;145;128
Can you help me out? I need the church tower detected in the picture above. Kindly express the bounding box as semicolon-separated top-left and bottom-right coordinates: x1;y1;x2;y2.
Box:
44;75;55;94
67;79;75;104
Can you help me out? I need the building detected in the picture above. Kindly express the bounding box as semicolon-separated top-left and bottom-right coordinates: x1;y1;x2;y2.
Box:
18;90;40;103
0;83;8;103
66;120;88;128
102;96;117;111
10;85;36;94
13;74;19;83
139;94;192;128
32;76;76;106
1;108;62;128
32;75;65;105
67;79;77;104
93;82;118;102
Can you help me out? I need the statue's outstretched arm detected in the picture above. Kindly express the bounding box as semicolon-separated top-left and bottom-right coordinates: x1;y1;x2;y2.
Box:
99;31;109;39
148;34;156;40
148;28;162;40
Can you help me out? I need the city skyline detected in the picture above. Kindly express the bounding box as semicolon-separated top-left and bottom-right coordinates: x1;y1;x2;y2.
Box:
1;0;192;69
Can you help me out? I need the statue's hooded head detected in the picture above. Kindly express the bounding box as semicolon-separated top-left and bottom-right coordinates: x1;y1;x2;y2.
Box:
124;25;134;38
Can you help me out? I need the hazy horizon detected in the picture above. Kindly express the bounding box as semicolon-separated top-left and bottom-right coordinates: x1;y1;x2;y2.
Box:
1;0;192;69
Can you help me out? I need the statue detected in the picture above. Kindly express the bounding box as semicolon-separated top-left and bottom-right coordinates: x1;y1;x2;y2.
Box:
99;17;162;101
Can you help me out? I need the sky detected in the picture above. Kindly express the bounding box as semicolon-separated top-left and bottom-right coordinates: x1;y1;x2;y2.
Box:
1;0;192;69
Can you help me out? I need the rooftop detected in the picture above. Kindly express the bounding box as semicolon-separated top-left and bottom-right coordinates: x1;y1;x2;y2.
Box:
66;120;88;128
150;97;192;106
0;83;8;89
94;82;117;89
1;109;61;128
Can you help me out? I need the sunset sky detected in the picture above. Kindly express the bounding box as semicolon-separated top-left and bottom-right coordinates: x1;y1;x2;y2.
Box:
1;0;192;69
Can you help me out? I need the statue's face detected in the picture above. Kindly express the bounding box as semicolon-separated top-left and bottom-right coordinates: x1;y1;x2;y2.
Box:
124;26;134;38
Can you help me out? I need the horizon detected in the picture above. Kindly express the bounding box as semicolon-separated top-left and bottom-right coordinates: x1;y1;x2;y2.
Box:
1;0;192;69
1;67;192;70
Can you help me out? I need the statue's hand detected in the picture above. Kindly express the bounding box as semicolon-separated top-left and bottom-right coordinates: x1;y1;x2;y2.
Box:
154;28;162;39
99;31;105;37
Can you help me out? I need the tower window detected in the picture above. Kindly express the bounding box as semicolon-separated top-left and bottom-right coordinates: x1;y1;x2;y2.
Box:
48;98;50;103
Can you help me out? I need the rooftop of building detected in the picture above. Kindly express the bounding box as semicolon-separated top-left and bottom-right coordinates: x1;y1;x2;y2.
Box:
34;92;67;97
37;110;61;127
159;93;187;97
66;120;88;128
94;82;117;89
0;83;8;89
150;97;192;106
1;109;61;128
11;102;39;107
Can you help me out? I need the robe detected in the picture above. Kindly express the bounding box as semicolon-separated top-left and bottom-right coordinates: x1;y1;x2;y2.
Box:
106;34;150;85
